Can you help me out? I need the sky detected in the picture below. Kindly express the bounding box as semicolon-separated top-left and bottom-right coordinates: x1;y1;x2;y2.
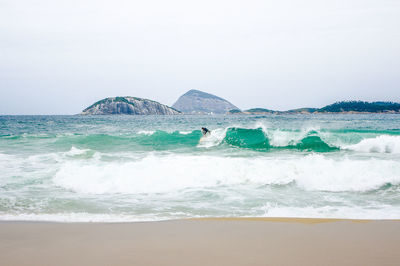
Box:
0;0;399;114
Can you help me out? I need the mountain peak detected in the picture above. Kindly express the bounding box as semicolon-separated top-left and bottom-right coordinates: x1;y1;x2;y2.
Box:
172;89;239;114
183;89;224;100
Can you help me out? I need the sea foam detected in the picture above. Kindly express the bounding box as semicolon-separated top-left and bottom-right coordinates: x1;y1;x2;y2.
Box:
2;115;400;222
344;135;400;154
53;154;400;194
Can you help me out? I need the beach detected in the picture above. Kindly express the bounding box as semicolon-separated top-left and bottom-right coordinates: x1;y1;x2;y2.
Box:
1;115;400;265
2;0;400;264
1;218;400;266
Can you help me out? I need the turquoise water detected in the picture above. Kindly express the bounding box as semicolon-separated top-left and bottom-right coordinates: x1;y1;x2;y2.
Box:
1;114;400;222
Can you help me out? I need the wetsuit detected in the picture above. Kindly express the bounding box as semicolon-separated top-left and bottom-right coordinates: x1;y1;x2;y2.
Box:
201;127;210;136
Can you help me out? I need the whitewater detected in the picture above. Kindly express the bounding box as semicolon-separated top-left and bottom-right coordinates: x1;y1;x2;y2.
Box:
1;114;400;222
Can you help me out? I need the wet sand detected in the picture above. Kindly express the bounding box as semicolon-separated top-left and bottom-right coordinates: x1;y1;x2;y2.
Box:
1;218;399;266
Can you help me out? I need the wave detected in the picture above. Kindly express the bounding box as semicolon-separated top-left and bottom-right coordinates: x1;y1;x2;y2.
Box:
215;127;337;152
2;204;400;221
137;130;155;135
0;213;162;223
344;135;400;154
204;127;400;153
49;130;203;151
2;127;400;153
53;154;400;194
65;146;90;156
224;127;269;149
258;205;400;220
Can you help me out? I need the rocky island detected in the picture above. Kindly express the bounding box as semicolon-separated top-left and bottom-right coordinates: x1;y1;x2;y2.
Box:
172;89;239;114
80;97;180;115
81;94;400;116
229;101;400;115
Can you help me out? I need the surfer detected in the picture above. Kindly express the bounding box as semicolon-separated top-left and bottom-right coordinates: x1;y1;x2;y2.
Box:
201;127;211;136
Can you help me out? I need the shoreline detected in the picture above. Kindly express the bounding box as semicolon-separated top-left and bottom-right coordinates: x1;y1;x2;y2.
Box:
1;218;400;266
1;216;399;224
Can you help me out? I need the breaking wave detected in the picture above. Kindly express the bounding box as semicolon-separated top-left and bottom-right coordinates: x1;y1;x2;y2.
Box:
222;128;337;151
53;154;400;194
344;135;400;154
2;127;400;153
3;115;400;222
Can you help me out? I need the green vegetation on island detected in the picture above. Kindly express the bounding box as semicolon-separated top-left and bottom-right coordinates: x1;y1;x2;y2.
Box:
245;108;275;113
228;101;400;115
228;109;242;114
318;101;400;113
81;96;180;115
81;90;400;115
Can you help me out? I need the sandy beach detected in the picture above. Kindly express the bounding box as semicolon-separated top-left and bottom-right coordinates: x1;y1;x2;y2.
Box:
1;218;399;266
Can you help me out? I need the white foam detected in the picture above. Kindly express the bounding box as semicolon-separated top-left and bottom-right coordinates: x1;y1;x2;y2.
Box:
179;131;192;135
53;154;400;194
344;135;400;154
197;124;327;148
266;129;304;147
65;146;90;156
259;205;400;220
0;153;17;185
1;204;399;222
0;213;163;223
0;152;13;161
265;123;319;146
253;121;270;134
137;130;155;135
197;128;227;148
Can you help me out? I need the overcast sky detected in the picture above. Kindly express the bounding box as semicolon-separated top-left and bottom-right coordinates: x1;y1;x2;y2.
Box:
0;0;399;114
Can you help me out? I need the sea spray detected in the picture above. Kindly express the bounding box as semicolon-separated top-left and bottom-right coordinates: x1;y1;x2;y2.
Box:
344;135;400;153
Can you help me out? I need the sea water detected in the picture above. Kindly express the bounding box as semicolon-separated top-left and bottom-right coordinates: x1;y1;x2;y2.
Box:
0;114;400;222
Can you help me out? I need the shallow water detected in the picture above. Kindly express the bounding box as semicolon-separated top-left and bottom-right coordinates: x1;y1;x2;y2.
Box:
1;114;400;222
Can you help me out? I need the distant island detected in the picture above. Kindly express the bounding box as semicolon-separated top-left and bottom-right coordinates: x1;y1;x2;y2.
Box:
80;97;180;115
172;89;238;114
229;101;400;115
80;91;400;115
318;101;400;113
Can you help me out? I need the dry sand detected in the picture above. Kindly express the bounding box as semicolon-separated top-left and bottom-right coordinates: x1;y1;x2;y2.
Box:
1;218;399;266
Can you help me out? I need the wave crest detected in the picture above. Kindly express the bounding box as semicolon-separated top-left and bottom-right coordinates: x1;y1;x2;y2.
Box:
53;154;400;194
3;127;400;154
344;135;400;154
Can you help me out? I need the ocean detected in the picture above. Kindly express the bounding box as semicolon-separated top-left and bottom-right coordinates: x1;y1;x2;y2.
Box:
0;114;399;222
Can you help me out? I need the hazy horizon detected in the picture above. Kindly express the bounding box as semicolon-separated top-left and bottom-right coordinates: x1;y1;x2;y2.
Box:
1;0;399;115
2;87;400;115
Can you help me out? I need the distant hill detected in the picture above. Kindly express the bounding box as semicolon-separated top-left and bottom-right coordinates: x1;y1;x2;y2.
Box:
81;97;181;115
318;101;400;113
172;89;239;114
229;108;277;114
228;101;400;115
285;108;318;114
81;95;400;116
228;109;242;114
245;108;275;114
229;107;316;115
